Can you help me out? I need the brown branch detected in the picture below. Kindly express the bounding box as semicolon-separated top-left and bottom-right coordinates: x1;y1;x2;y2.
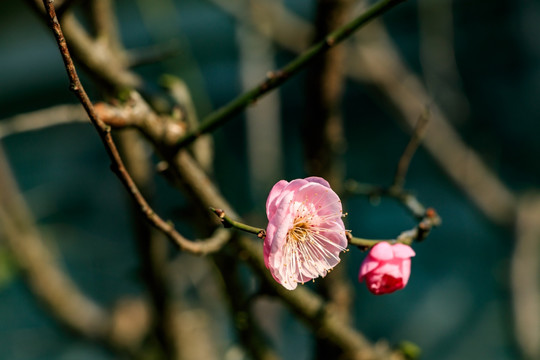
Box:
511;195;540;360
40;0;226;255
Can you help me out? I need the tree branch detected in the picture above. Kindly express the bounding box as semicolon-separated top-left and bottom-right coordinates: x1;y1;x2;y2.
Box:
0;104;87;138
41;0;226;255
172;0;407;151
511;195;540;360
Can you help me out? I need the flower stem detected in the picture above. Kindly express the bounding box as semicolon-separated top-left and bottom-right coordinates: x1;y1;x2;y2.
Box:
348;207;441;250
211;208;266;238
173;0;407;151
348;236;410;250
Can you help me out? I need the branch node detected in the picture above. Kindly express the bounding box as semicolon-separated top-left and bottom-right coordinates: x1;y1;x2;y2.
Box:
325;37;336;47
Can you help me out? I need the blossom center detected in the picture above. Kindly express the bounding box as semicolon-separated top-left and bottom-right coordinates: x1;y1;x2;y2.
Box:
289;222;311;243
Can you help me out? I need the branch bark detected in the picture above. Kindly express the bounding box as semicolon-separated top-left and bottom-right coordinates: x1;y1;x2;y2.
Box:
0;146;111;343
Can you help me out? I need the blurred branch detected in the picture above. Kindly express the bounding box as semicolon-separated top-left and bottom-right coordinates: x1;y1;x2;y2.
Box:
127;41;182;68
344;181;426;219
236;7;283;199
214;245;281;360
392;108;430;189
418;0;469;121
238;235;402;360
89;0;122;49
161;74;214;172
304;1;354;358
0;145;110;339
511;195;540;360
61;11;140;90
0;145;150;353
304;0;351;191
115;129;181;359
27;0;141;89
0;104;87;138
172;0;407;151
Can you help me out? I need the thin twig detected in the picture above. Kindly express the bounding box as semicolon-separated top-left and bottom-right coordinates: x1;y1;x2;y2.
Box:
392;108;430;189
211;208;266;238
172;0;407;151
348;207;441;250
41;0;222;255
344;181;426;218
344;179;441;249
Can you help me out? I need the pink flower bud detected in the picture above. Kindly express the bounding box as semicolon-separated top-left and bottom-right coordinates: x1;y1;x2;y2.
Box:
358;242;416;295
264;177;348;290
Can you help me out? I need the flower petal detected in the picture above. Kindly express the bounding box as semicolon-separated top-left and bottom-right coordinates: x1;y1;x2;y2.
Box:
358;257;379;280
266;180;289;220
369;242;394;260
305;176;331;189
400;258;412;286
392;244;416;259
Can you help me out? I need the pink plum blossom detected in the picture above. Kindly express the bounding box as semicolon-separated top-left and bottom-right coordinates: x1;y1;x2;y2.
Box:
264;177;348;290
358;242;415;295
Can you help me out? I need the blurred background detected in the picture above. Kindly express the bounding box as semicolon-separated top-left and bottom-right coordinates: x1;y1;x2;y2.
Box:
1;0;539;359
